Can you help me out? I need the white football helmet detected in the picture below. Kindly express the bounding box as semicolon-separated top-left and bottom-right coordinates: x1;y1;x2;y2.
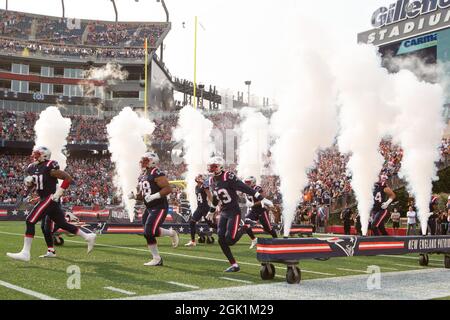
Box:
31;146;51;163
140;152;160;169
207;156;224;175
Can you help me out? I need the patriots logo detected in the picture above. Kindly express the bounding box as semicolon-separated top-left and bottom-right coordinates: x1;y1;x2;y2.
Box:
321;236;358;257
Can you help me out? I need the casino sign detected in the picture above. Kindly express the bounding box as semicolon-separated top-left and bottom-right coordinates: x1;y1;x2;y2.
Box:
358;0;450;46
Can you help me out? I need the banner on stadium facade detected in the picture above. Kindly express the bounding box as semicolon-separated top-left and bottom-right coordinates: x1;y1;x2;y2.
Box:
397;32;438;54
358;1;450;46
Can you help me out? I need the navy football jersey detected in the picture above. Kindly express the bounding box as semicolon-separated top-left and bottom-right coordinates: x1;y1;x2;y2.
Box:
209;171;262;213
138;167;168;209
196;181;210;209
245;185;265;215
26;160;60;200
373;182;387;211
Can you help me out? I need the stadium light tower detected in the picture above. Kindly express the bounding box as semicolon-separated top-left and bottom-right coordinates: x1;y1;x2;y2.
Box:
61;0;65;18
245;80;252;107
110;0;118;22
5;0;8;11
136;0;169;61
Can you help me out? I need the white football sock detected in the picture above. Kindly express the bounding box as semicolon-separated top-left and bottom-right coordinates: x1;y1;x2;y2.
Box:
77;229;90;240
23;236;33;254
159;228;175;237
148;244;160;259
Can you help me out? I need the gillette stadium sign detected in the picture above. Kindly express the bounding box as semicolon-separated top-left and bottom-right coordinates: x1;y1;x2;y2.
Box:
358;0;450;46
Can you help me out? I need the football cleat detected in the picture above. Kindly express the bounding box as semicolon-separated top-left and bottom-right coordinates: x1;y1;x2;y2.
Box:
185;241;197;247
171;231;180;248
144;257;163;267
224;265;240;273
39;251;57;258
6;251;30;262
86;233;96;253
249;239;258;249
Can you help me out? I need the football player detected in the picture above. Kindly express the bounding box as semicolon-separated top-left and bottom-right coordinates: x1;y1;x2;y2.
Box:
129;152;179;266
428;195;439;235
243;176;277;249
185;174;216;247
206;157;273;272
7;146;96;262
371;174;396;236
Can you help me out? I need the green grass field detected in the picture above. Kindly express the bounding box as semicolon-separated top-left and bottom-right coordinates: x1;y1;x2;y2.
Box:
0;221;446;300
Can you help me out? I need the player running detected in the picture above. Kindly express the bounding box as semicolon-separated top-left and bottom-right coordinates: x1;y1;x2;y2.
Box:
129;152;179;266
207;157;273;272
371;174;396;236
7;146;96;262
243;176;278;249
185;174;216;247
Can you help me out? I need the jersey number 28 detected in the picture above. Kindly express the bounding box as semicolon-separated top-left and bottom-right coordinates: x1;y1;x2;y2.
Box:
139;181;152;197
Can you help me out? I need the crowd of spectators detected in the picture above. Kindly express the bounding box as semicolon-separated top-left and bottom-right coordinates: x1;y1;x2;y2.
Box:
0;155;28;204
1;9;169;48
0;110;245;144
0;38;147;60
1;109;449;209
67;115;108;145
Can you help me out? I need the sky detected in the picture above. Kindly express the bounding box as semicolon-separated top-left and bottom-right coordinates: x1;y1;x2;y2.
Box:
2;0;395;98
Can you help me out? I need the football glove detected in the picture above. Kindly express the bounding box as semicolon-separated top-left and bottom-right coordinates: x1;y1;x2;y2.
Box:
206;212;215;222
261;198;274;208
127;192;136;200
24;176;34;187
245;199;253;208
381;198;393;210
145;192;161;203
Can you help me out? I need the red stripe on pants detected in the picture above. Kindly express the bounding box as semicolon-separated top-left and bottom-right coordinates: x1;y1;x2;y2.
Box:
29;196;52;224
232;215;240;240
152;209;165;236
263;211;272;231
376;210;388;227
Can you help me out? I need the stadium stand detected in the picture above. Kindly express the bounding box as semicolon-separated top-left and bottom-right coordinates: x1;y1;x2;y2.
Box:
1;109;448;211
0;9;169;48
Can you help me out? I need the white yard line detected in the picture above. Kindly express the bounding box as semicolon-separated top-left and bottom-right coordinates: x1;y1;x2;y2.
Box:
0;280;58;300
380;267;398;271
301;269;336;276
104;286;136;296
394;263;426;269
379;254;443;263
166;281;200;289
0;231;336;276
220;277;253;284
337;268;368;274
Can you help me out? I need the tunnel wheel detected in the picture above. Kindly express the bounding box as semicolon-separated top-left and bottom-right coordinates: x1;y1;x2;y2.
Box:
260;264;276;280
286;265;301;284
419;254;429;266
445;255;450;269
198;235;206;244
206;236;215;244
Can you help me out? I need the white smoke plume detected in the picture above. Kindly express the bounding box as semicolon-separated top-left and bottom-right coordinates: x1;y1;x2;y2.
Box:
34;106;71;170
391;70;445;235
271;46;338;236
107;107;155;222
334;44;396;236
237;108;269;183
82;63;128;99
173;106;214;211
83;62;129;81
